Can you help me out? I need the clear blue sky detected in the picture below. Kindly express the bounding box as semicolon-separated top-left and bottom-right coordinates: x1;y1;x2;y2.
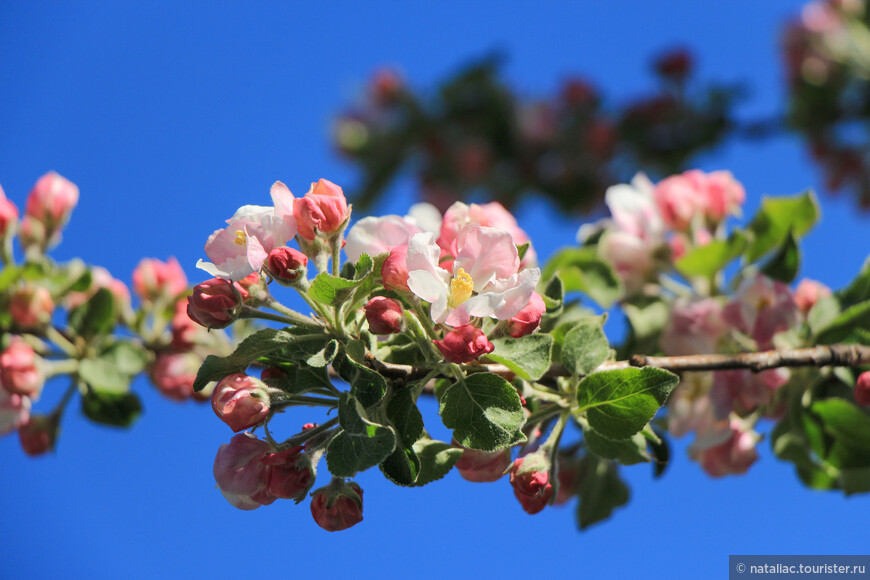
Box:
2;2;869;579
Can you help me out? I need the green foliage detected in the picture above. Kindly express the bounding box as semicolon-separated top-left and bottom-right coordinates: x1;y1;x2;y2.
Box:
408;437;464;487
576;367;679;440
675;232;747;279
583;429;649;465
380;389;425;486
542;247;622;308
576;455;630;530
487;334;553;381
333;340;387;408
68;288;116;339
326;392;397;478
561;320;609;376
745;190;819;262
436;372;525;451
81;390;142;428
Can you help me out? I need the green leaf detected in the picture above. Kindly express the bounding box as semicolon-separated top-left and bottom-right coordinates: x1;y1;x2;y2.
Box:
193;328;321;391
584;429;649;465
760;231;800;283
380;389;426;486
645;428;670;478
99;341;148;377
354;253;374;280
305;339;339;368
308;273;361;306
745;190;819;262
837;256;870;309
486;334;553;381
81;391;142;427
674;232;746;279
516;242;530;262
333;342;387;408
839;467;870;494
542;247;622;308
808;295;841;337
0;265;20;292
540;274;564;314
409;437;464;487
68;288;116;339
291;363;337;397
576;367;679;440
576;455;630;530
326;393;397;478
78;358;132;394
814;300;870;344
436;372;525;451
561;321;609;376
811;398;870;458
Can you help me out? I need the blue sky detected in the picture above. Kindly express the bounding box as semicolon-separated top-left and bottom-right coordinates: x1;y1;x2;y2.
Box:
2;2;869;579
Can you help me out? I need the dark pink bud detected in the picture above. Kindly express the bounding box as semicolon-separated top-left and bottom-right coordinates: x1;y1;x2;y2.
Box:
0;338;43;398
18;414;58;456
187;278;242;329
26;172;79;225
433;325;494;364
454;441;511;483
856;372;870;406
293;179;349;240
509;455;554;515
0;186;19;239
794;278;832;315
692;420;759;477
506;291;546;338
266;247;309;284
170;299;198;352
310;481;364;532
9;286;54;329
262;447;315;502
364;296;403;335
133;257;188;303
381;245;410;292
654;48;693;81
211;373;271;432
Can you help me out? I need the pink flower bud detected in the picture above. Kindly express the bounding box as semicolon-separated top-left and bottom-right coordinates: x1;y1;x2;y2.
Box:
794;278;832;315
18;414;58;456
133;257;188;303
433;325;494;364
186;278;242;329
213;432;276;510
262;447;315;502
364;296;403;335
170;299;198;352
660;298;727;356
654;171;707;231
381;245;410;292
856;371;870;406
654;48;693;81
310;480;364;532
293;179;349;240
9;286;54;329
704;171;745;223
211;373;271;432
454;441;511;482
266;247;309;284
26;172;79;224
150;352;200;401
0;388;31;436
506;292;546;338
0;338;43;398
0;186;19;239
692;420;759;477
509;454;554;515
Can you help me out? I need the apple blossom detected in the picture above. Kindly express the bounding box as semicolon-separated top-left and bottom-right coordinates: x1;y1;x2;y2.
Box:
0;185;19;240
437;201;537;266
723;274;799;350
211;373;271;432
690;419;759;477
406;227;539;327
660;298;728;356
310;480;364;532
0;338;43;399
711;368;790;418
293;179;349;241
66;266;131;312
794;278;832;315
364;296;403;335
197;182;297;280
654;170;709;231
433;325;494;364
344;214;422;263
381;245;411;292
22;172;79;248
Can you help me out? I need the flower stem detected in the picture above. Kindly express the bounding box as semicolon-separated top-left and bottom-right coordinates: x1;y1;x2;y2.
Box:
245;304;321;330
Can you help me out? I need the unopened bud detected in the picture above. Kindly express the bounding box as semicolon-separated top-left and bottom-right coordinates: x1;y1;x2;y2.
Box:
293;179;350;241
211;373;271;432
187;278;242;329
266;247;309;285
506;291;545;338
855;371;870;406
9;286;54;329
0;338;43;398
454;441;511;483
133;257;188;303
18;414;58;456
381;245;410;292
509;453;554;515
433;325;494;364
310;479;364;532
262;447;315;502
364;296;403;335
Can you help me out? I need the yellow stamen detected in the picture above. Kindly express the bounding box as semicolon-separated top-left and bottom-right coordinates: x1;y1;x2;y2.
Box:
448;268;474;308
233;229;247;246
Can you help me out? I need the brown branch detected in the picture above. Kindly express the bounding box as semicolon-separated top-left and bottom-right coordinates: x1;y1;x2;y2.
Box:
344;344;870;384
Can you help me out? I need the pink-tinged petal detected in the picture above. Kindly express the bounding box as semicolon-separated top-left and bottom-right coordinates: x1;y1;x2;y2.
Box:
345;215;421;263
408;269;449;323
220;489;263;510
244;229;269;274
454;226;519;289
0;390;30;436
270;181;295;220
406;232;449;281
406;203;442;234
